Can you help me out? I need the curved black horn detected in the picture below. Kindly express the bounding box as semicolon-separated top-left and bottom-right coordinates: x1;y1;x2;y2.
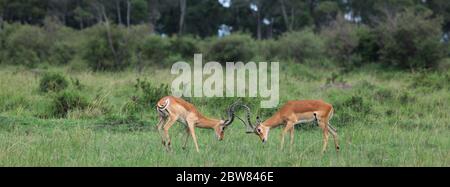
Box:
222;100;240;126
237;104;257;133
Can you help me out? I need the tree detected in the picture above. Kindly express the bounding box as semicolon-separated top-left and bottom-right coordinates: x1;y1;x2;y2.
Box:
376;9;446;69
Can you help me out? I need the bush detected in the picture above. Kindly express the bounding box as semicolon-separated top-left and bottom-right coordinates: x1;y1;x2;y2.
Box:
169;36;201;59
276;29;325;63
52;90;88;117
138;35;171;65
123;79;170;117
376;9;446;69
207;33;255;64
258;39;281;61
83;24;133;71
322;15;362;67
39;72;69;93
134;78;170;107
355;27;380;63
3;24;50;66
49;41;76;64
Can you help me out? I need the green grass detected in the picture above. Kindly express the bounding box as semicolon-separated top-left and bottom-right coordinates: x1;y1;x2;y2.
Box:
0;63;449;166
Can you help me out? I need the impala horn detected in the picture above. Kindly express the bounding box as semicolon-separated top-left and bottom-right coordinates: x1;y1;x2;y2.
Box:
222;100;240;127
235;104;259;133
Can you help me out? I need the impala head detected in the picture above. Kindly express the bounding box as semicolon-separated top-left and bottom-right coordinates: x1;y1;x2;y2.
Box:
214;101;240;140
236;104;269;143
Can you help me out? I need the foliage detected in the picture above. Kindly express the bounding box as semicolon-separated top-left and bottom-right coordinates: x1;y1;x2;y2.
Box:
376;9;446;69
2;24;49;66
138;35;171;65
52;89;88;118
322;15;362;67
39;72;69;93
83;24;133;71
276;29;325;63
207;33;255;64
169;36;201;59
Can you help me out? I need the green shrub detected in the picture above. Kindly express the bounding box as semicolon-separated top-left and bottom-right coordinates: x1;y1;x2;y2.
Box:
134;79;170;107
124;79;170;117
169;36;201;59
3;24;50;66
258;39;281;61
276;29;325;63
377;9;446;69
409;72;447;91
49;41;76;64
333;95;373;125
39;72;69;93
355;27;380;63
373;88;394;103
83;24;133;71
52;90;88;117
207;33;255;64
138;35;170;65
322;15;362;67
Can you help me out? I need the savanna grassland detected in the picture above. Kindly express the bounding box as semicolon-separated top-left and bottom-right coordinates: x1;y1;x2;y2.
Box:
1;3;450;167
0;62;448;167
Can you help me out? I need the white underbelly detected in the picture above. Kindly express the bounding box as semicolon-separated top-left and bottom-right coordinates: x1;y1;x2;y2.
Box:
295;118;316;124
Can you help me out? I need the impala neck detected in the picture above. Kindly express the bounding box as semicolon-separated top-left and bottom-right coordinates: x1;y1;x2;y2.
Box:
261;113;283;129
197;115;221;129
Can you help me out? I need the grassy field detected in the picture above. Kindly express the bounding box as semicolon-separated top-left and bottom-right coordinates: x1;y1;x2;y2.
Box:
0;63;449;166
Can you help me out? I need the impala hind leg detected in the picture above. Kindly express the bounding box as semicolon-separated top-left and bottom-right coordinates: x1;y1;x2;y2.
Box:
182;128;190;150
318;120;329;154
328;123;340;152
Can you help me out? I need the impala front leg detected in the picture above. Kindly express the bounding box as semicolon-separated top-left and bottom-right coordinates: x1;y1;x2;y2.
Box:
289;125;295;151
281;121;294;150
162;117;177;151
187;122;200;152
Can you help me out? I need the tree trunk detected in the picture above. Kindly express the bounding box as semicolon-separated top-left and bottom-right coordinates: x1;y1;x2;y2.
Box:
79;18;84;29
257;10;261;40
101;6;121;68
279;0;291;31
127;0;131;28
148;0;160;33
116;0;123;25
178;0;186;35
289;6;295;30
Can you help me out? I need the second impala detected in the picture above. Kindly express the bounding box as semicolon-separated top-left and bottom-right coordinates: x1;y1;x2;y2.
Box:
237;100;339;153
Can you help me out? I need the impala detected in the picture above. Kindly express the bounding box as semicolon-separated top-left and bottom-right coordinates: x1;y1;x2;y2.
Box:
155;96;238;152
237;100;339;153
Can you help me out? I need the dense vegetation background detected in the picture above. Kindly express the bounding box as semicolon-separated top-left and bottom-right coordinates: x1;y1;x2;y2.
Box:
0;0;449;166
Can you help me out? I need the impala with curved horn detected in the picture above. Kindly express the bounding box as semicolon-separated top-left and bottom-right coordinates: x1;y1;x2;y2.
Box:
237;100;339;153
155;96;239;152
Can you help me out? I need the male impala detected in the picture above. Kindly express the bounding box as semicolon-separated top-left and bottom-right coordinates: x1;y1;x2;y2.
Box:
238;100;339;153
155;96;238;152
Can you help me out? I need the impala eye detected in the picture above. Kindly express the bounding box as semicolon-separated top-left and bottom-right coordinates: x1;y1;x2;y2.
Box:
257;128;262;133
